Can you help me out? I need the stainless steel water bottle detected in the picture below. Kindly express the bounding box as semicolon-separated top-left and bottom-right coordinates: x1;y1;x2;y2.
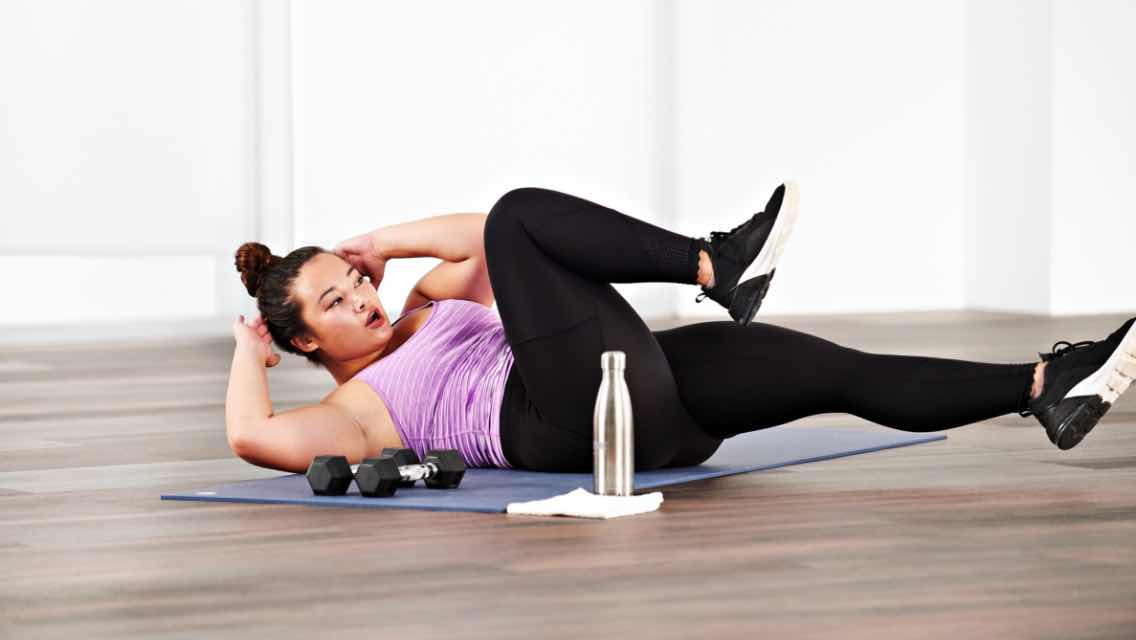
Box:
593;350;634;496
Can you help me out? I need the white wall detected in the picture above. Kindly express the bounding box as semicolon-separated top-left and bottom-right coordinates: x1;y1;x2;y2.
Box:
671;0;966;317
1;0;1133;347
964;0;1052;315
0;0;251;333
964;0;1136;316
289;0;675;320
1051;0;1136;315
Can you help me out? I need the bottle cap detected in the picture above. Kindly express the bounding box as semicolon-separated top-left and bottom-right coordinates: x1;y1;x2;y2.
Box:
600;350;626;370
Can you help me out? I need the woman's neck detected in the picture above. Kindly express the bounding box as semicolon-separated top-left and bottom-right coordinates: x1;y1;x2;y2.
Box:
325;300;435;385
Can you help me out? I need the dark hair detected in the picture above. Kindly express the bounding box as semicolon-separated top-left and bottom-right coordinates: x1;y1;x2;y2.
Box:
234;242;331;368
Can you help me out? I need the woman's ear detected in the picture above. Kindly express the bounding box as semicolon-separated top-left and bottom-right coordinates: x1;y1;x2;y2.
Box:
291;333;318;354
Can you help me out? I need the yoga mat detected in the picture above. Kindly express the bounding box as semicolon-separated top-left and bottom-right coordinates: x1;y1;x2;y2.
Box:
161;426;945;514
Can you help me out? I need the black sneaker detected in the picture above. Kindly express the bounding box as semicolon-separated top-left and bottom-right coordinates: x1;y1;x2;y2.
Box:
694;181;800;325
1019;316;1136;450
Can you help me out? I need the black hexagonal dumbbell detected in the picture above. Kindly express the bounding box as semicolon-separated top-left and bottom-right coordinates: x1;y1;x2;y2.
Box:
379;447;421;488
355;448;467;497
342;448;420;497
418;449;466;489
352;457;403;497
306;455;354;496
307;450;416;497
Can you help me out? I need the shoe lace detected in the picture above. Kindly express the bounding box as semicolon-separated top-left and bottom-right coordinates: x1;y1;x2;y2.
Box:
698;213;760;302
708;218;752;244
1044;339;1096;362
1018;339;1097;417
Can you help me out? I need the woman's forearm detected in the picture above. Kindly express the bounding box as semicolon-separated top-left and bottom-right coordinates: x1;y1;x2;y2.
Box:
225;344;274;445
370;213;488;262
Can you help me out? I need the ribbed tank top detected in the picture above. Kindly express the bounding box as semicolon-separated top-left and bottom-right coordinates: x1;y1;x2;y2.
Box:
350;297;516;469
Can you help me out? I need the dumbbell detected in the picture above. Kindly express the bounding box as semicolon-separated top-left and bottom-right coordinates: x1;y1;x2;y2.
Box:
305;449;466;497
378;447;421;488
305;448;424;495
306;455;354;496
355;449;466;497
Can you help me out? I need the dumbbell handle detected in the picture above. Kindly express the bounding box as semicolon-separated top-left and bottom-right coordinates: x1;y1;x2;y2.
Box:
396;461;439;482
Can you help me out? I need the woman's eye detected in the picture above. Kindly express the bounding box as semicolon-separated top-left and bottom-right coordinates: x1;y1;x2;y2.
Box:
327;276;365;309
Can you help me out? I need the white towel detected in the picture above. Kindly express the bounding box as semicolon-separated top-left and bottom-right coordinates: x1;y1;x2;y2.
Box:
505;487;663;519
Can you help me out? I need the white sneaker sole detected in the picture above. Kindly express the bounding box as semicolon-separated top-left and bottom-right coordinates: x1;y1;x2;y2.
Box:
740;180;800;283
1064;320;1136;405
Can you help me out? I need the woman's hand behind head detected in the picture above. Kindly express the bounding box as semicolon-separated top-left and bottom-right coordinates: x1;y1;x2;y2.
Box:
232;314;281;368
333;232;388;288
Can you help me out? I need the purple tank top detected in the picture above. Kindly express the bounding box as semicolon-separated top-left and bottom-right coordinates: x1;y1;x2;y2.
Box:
350;297;516;468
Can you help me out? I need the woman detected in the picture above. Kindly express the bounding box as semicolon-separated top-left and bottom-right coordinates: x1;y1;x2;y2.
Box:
227;185;1136;474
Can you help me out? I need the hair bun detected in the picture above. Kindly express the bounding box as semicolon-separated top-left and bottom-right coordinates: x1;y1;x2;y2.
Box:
234;242;280;297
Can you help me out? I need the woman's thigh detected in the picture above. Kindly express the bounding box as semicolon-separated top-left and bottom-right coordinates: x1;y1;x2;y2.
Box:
484;189;722;471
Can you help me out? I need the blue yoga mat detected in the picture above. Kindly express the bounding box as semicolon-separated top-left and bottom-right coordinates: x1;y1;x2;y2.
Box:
161;426;945;514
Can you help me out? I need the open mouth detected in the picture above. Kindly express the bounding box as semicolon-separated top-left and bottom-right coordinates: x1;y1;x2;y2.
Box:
366;309;384;329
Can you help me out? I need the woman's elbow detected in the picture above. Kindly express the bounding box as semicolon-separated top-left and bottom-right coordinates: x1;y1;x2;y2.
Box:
228;436;252;461
227;428;259;461
227;432;286;472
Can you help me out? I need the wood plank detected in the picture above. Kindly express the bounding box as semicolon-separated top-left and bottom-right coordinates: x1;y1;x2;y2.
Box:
1;310;1133;638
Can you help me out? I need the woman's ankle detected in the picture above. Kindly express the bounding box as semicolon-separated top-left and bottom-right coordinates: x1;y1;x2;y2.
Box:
697;249;715;288
1031;361;1046;399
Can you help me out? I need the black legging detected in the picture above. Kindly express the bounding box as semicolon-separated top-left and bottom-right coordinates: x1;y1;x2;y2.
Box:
483;187;1037;472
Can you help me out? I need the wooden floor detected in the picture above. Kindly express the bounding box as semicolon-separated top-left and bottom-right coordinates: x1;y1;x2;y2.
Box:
2;310;1135;639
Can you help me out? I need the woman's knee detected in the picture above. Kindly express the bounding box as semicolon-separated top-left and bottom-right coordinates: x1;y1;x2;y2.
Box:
485;187;543;250
485;189;529;264
487;187;550;221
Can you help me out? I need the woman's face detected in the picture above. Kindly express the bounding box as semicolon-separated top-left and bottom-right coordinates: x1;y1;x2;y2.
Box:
290;252;393;361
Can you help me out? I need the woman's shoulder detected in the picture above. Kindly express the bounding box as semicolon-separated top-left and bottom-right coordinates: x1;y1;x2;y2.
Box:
323;379;405;449
323;373;385;417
